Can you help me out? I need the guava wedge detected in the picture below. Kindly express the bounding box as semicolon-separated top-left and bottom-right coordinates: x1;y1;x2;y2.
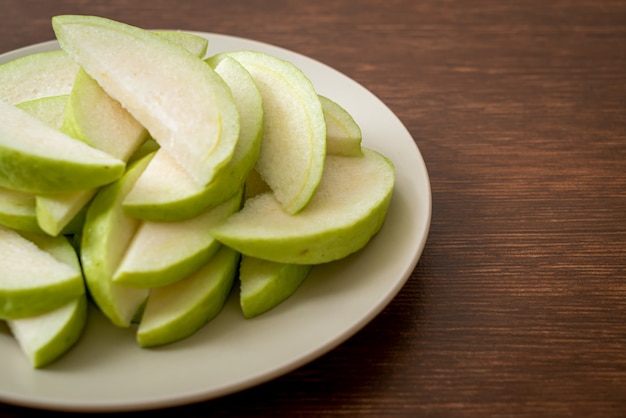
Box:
319;95;363;157
7;294;87;368
6;232;87;368
0;227;84;319
136;246;239;347
80;154;153;327
0;99;126;194
52;15;240;187
239;256;312;319
211;148;395;264
62;68;148;162
218;50;326;214
12;94;97;236
114;191;241;288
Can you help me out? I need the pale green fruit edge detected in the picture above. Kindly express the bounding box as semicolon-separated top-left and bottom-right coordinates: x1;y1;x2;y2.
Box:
239;256;312;319
61;67;148;161
136;246;240;347
0;100;126;194
113;191;242;288
210;148;395;265
7;295;87;368
15;94;93;236
80;155;151;327
5;232;86;367
0;229;85;320
319;95;363;157
0;231;82;320
222;50;327;215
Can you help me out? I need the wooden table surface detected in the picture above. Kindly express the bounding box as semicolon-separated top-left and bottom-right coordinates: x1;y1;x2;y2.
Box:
1;0;625;416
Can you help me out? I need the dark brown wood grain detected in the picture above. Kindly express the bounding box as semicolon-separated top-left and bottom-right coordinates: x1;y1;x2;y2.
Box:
1;0;625;416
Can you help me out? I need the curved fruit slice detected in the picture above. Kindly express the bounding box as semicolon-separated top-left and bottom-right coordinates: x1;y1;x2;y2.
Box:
0;50;78;105
7;294;87;368
6;232;87;368
319;95;363;157
123;55;263;221
0;100;126;194
219;50;326;214
52;15;240;187
114;191;241;288
239;256;312;319
12;94;95;236
137;246;239;347
211;148;395;264
62;68;149;161
80;155;152;327
0;227;84;319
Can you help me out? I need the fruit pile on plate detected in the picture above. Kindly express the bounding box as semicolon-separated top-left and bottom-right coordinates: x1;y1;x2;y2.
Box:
0;16;395;368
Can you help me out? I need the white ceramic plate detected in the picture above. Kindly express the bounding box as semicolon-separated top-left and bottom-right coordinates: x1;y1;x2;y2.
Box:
0;32;431;412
